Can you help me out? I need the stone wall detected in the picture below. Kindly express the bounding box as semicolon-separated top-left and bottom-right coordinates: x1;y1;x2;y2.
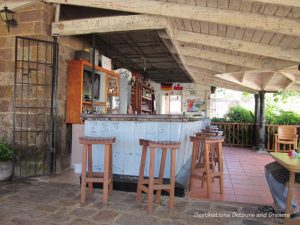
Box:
0;2;90;173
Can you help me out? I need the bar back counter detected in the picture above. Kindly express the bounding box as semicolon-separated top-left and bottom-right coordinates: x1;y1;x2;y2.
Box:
80;114;210;194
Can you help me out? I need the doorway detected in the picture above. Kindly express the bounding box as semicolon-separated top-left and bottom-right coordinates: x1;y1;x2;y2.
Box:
161;94;182;114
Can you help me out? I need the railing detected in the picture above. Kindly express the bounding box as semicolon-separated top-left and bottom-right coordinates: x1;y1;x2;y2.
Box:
211;122;300;151
211;122;254;147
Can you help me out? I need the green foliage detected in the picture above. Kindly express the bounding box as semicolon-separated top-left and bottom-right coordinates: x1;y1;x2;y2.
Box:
212;104;300;125
266;110;300;125
211;117;226;122
0;141;13;162
212;106;254;123
226;106;254;123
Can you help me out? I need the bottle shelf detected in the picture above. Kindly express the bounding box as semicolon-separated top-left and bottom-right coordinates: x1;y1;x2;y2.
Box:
142;96;152;101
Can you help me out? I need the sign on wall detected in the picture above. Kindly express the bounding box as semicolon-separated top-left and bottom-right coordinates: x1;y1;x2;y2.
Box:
186;99;205;113
101;55;112;70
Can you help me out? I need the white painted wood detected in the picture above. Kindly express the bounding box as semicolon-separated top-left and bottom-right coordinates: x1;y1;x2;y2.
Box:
168;29;300;62
52;15;167;36
83;120;207;178
0;1;35;10
216;68;300;91
184;56;228;73
47;0;300;36
55;4;60;22
245;0;300;8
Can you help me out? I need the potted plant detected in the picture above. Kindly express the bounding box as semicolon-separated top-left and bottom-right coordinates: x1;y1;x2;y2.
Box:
0;141;13;181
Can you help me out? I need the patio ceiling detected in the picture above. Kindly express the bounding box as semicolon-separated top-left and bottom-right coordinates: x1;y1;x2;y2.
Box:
22;1;300;92
215;66;300;92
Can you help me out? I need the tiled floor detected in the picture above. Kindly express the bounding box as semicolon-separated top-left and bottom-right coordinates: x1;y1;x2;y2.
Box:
0;179;284;225
41;146;300;208
187;146;300;207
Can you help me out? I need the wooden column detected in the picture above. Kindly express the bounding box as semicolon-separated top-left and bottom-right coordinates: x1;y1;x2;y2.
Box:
254;93;260;148
258;91;266;151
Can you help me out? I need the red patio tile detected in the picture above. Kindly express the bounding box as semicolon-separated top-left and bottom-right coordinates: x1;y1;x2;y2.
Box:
187;146;300;207
236;195;262;204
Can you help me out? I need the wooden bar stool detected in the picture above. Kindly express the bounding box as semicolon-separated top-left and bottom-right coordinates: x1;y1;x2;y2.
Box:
189;135;224;198
136;139;181;213
195;132;219;175
79;136;116;205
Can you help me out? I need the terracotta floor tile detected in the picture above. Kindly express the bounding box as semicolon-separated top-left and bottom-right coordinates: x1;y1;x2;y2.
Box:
223;194;237;202
187;146;300;207
232;183;256;190
233;188;258;197
235;195;262;204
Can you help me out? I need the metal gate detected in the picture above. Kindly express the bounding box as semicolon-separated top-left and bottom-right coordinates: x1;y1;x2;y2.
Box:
13;36;58;177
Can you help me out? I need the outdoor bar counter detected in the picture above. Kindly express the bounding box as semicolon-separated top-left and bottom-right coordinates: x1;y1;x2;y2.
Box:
81;114;210;188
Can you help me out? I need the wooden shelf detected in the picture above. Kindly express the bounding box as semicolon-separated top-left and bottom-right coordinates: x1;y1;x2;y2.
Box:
83;101;106;105
66;60;120;123
108;93;119;96
142;96;152;101
131;79;155;114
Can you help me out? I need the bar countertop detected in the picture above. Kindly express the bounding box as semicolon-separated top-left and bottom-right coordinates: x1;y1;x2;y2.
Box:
81;114;204;122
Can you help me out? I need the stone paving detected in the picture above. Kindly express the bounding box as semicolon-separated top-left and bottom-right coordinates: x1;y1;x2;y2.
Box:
0;179;289;225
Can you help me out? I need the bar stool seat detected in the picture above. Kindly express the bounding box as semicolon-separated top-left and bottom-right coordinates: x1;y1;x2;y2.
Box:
136;139;181;213
79;136;116;205
189;135;224;198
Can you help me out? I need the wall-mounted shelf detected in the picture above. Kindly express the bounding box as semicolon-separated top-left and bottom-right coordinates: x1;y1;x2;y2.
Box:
131;80;155;114
66;60;119;123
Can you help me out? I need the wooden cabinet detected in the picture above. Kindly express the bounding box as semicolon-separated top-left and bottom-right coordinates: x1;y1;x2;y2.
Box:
66;60;119;124
131;81;155;114
141;84;155;114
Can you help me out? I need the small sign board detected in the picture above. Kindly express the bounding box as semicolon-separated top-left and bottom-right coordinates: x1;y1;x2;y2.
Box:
101;55;112;70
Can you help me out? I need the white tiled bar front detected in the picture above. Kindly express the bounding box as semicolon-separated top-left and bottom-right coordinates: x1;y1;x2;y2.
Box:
79;115;209;182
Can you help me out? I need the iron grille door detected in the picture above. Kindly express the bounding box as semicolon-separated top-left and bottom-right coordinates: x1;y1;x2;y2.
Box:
13;36;58;177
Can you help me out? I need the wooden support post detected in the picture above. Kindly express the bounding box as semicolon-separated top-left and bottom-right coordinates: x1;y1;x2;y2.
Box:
80;144;87;203
156;148;167;204
169;148;176;209
254;93;260;149
258;91;266;152
103;144;110;205
88;144;93;193
136;145;147;204
148;148;156;213
109;144;113;195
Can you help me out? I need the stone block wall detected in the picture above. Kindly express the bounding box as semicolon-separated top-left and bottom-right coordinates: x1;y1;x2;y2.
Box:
0;2;90;173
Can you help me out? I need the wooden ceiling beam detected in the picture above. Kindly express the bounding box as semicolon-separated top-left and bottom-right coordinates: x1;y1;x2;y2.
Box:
165;30;300;62
244;0;300;8
193;73;257;93
184;56;227;73
52;15;167;36
47;0;300;36
262;74;275;90
178;46;296;70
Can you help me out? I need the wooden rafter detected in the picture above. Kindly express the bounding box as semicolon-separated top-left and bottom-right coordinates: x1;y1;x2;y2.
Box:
167;30;300;62
184;56;227;73
193;73;257;93
245;0;300;8
52;15;167;36
178;46;296;70
262;73;275;90
46;0;300;36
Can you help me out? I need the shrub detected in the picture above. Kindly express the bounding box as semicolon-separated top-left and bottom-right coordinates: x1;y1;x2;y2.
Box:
212;106;254;123
266;110;300;125
0;141;13;162
213;105;300;125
